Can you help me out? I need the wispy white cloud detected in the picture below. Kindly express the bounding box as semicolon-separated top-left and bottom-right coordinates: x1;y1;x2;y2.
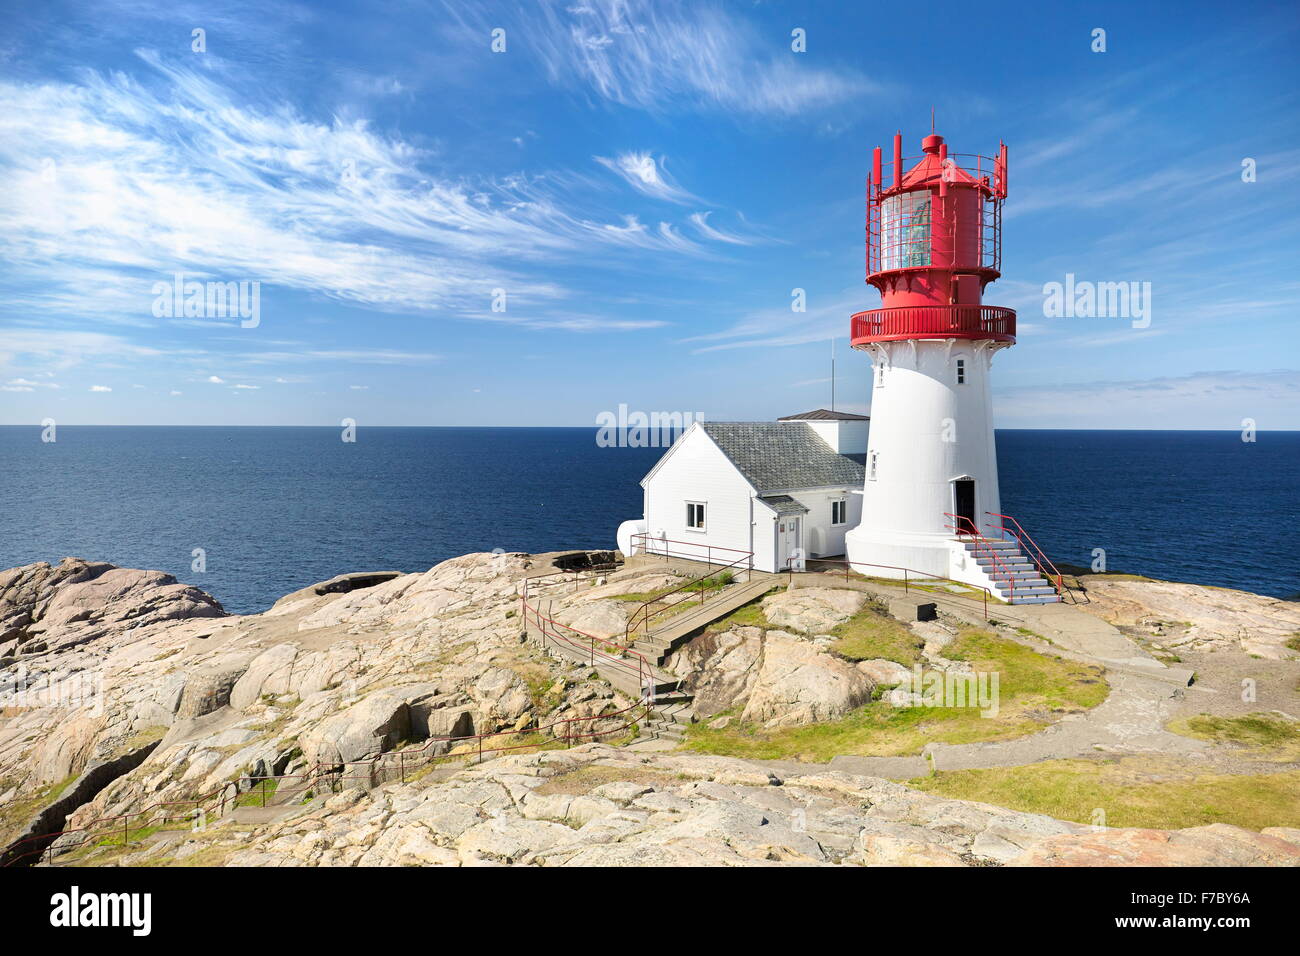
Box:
0;329;169;370
89;384;112;392
0;48;737;337
994;370;1300;429
528;0;877;116
679;289;861;353
595;151;696;203
688;211;755;245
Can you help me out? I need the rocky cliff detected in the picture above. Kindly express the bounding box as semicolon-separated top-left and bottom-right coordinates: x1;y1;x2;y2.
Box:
0;553;1296;868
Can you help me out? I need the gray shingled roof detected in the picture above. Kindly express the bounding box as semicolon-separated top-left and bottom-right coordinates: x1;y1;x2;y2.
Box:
777;408;870;421
700;422;865;492
758;494;809;515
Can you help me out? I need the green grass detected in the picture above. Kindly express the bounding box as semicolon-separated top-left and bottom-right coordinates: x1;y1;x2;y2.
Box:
703;589;777;631
829;603;924;665
0;772;78;846
94;823;164;848
233;778;279;808
912;758;1300;831
1168;713;1300;760
683;629;1107;761
616;572;736;606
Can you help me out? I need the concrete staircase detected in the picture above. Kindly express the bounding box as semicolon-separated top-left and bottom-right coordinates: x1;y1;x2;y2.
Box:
960;538;1061;605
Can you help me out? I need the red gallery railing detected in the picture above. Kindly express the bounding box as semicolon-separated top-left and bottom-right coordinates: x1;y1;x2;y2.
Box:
850;305;1016;346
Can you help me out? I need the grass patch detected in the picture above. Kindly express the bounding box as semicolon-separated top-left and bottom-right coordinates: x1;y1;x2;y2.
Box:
703;589;777;631
829;603;924;665
0;773;78;846
533;764;678;797
233;778;279;808
614;571;735;604
683;629;1108;762
912;757;1300;831
1168;713;1300;760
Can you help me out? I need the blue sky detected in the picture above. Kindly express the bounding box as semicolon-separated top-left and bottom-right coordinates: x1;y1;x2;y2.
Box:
0;0;1297;428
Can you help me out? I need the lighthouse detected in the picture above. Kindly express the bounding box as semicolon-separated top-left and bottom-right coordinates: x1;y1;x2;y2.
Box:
843;128;1061;604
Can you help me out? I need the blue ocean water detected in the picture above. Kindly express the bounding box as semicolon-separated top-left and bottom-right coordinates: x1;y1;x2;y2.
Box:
1;426;1296;613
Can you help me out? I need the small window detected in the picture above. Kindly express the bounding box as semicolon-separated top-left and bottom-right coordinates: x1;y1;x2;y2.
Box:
955;358;966;385
831;499;847;525
875;362;886;387
686;501;706;530
868;451;878;481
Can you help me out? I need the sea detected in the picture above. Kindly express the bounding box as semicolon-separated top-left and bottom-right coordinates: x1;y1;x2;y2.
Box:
1;426;1296;614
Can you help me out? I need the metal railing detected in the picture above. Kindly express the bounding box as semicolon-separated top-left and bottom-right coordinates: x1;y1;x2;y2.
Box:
944;512;1019;603
986;511;1067;600
798;556;992;619
4;580;655;868
623;534;755;646
850;305;1016;345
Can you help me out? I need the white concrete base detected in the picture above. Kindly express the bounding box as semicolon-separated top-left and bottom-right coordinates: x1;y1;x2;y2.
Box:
844;525;956;581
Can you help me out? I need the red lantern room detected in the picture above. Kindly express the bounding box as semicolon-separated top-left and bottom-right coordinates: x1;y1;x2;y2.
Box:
850;130;1015;345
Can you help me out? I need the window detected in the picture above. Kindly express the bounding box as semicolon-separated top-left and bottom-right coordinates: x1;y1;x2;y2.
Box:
880;190;932;270
875;362;886;387
685;501;706;530
831;499;847;525
956;358;966;384
868;451;878;481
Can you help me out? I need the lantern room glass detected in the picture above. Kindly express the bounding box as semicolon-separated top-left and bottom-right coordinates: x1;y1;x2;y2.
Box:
880;190;932;270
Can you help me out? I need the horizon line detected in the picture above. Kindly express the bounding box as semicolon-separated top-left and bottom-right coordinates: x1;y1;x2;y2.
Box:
1;423;1296;432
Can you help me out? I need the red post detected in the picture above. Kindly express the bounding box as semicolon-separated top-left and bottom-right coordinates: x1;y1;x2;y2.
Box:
892;132;902;189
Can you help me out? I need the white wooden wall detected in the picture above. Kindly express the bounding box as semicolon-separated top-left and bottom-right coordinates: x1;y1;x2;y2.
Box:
643;428;758;570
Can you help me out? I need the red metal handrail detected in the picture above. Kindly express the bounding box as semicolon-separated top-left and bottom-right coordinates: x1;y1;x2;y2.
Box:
944;512;1018;602
800;557;992;619
986;511;1065;598
624;534;755;645
851;305;1016;346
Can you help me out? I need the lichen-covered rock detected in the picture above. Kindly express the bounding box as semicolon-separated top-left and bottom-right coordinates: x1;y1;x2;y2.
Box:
1077;576;1300;659
104;745;1299;869
760;588;866;635
857;659;914;686
740;631;874;728
1008;823;1300;867
299;692;411;765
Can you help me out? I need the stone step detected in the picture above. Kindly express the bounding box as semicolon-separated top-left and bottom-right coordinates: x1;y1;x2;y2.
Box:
639;721;684;742
997;586;1056;598
990;575;1050;587
979;563;1038;575
1008;594;1061;605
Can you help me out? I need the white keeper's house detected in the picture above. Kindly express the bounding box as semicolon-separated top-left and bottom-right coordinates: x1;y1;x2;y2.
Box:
616;409;869;574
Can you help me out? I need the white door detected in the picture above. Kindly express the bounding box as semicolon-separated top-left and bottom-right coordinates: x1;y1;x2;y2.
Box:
777;517;801;569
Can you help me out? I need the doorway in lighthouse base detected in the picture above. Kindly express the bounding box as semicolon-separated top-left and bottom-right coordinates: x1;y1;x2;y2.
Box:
951;477;977;536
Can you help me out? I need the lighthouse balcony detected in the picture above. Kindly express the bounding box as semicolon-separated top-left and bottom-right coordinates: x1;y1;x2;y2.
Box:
850;305;1016;346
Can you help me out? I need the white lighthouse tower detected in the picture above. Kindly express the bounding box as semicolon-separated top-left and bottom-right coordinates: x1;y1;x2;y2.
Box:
844;128;1061;604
